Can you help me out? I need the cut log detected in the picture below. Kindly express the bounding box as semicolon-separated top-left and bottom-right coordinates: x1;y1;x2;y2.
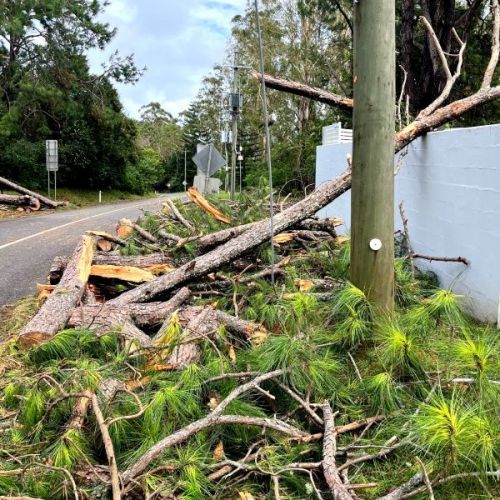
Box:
19;235;95;346
90;265;154;283
69;304;152;348
0;175;61;208
110;169;352;305
187;187;231;224
119;218;157;243
116;222;134;239
49;253;172;284
86;231;127;247
0;194;41;210
68;288;191;332
96;238;113;252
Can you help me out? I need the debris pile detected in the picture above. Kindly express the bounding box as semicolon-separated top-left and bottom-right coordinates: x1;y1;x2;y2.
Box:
0;175;63;212
0;187;497;499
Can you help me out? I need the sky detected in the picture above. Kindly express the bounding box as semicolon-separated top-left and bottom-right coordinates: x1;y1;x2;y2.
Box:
88;0;247;119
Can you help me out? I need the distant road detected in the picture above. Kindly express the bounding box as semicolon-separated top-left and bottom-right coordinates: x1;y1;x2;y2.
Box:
0;194;183;305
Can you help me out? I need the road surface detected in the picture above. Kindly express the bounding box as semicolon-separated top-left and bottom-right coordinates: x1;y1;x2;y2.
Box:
0;194;182;306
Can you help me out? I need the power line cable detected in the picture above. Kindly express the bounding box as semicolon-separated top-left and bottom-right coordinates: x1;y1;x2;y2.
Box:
254;0;276;285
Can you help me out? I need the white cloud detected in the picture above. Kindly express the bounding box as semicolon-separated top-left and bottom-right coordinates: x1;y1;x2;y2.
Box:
88;0;247;118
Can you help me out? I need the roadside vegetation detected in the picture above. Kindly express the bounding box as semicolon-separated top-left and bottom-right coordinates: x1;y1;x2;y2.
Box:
0;193;497;499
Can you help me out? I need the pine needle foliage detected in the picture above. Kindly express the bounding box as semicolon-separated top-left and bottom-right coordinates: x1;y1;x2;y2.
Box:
1;193;498;499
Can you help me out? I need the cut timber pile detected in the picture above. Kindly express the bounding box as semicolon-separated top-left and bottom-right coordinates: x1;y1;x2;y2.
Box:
0;193;40;211
0;175;62;210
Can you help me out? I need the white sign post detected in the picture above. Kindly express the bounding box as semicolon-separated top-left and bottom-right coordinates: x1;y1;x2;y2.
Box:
46;140;59;200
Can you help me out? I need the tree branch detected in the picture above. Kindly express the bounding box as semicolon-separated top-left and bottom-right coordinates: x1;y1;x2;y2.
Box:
417;18;466;117
121;370;292;484
482;0;500;88
250;70;353;110
321;402;354;500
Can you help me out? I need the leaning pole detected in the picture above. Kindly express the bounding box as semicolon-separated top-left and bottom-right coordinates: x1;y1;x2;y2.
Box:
350;0;396;313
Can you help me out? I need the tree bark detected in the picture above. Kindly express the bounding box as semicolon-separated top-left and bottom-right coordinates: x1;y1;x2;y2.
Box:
321;402;354;500
19;235;94;346
0;193;40;210
395;85;500;151
250;70;353;110
197;221;259;250
69;305;153;348
0;175;61;208
351;0;396;313
109;170;352;306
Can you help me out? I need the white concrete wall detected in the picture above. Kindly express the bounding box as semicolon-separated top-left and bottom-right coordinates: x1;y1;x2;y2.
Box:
316;124;500;323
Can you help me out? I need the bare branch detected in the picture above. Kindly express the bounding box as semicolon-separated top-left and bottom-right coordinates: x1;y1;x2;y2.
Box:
412;254;470;265
321;402;354;500
482;0;500;88
414;457;435;500
91;394;121;500
418;18;466;118
121;370;292;483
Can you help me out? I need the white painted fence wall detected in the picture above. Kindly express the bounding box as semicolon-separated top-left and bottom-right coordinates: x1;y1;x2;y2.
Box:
315;124;500;323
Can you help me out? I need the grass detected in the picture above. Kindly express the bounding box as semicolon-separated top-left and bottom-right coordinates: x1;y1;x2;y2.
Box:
1;188;158;213
55;188;157;208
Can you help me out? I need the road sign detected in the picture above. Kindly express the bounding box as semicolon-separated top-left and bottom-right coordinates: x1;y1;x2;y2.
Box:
46;140;58;172
193;144;226;177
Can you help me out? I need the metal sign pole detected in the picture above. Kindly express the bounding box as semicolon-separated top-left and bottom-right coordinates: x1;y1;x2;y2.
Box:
184;150;187;191
205;145;213;194
54;170;57;201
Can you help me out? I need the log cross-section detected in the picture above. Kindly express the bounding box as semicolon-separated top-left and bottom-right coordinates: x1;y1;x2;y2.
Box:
19;235;95;346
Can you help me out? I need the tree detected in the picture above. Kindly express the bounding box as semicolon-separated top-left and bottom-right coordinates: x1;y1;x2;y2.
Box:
350;0;396;313
0;0;142;190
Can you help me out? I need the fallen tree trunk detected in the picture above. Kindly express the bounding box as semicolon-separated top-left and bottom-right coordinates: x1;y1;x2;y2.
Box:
0;194;40;210
19;235;95;346
69;288;191;333
110;169;352;305
250;70;353;110
69;304;152;348
0;175;61;208
197;218;338;251
49;253;173;284
197;221;260;250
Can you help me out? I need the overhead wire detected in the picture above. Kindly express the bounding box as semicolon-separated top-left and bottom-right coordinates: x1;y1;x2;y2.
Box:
254;0;276;285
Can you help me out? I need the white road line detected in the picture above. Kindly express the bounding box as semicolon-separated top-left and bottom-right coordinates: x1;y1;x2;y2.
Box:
0;199;164;251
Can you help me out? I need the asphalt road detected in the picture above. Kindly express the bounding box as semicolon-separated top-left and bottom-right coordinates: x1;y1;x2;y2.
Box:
0;194;182;306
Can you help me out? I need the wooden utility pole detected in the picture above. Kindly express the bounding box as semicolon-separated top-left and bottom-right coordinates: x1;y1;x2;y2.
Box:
350;0;396;313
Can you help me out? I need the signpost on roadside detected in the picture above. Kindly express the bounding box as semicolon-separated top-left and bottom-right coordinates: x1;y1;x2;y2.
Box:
192;144;226;194
46;140;58;201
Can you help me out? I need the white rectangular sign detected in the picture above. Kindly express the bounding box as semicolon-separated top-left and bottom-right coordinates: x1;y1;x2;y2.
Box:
46;140;58;172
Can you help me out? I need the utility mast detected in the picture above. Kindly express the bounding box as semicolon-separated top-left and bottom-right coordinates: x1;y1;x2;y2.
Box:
350;0;396;313
229;51;243;200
